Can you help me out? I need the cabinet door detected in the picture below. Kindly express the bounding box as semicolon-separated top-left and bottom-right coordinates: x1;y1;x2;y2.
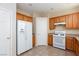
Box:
73;38;76;53
49;18;55;30
76;44;79;56
66;15;73;29
48;34;53;46
78;13;79;28
75;40;79;55
66;13;79;29
16;13;24;20
72;13;78;29
55;17;60;23
32;35;35;47
66;36;73;50
59;16;66;22
66;15;69;28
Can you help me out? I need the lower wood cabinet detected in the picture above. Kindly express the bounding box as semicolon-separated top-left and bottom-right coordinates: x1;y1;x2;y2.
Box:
75;43;79;56
32;35;36;47
66;36;79;55
66;36;74;51
73;38;79;56
48;34;53;46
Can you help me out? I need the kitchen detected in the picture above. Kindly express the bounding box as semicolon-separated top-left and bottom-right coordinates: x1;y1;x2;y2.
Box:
16;3;79;56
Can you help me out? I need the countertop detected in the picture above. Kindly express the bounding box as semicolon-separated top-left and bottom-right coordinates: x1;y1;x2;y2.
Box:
66;34;79;43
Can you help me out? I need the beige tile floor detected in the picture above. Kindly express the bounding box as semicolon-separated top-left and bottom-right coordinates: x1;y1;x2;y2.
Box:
19;45;76;56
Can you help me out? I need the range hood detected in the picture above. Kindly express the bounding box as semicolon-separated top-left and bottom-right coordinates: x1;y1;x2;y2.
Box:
54;22;66;25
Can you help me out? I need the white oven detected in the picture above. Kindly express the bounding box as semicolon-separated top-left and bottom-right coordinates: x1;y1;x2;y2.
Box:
53;31;66;49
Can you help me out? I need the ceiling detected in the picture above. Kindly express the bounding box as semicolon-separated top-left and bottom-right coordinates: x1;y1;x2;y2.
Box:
17;3;79;17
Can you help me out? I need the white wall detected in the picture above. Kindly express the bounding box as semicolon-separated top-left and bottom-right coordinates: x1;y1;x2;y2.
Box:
0;3;16;56
49;7;79;18
48;25;79;34
17;9;32;17
32;13;49;34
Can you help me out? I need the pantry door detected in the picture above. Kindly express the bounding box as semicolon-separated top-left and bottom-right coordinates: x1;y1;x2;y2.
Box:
0;8;11;56
36;17;48;46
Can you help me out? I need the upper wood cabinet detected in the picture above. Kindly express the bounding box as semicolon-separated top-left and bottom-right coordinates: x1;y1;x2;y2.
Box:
55;17;59;23
16;13;32;22
55;16;66;23
49;18;55;30
66;14;73;28
59;16;66;22
49;12;79;29
72;13;79;29
16;13;24;20
24;16;32;22
66;13;79;29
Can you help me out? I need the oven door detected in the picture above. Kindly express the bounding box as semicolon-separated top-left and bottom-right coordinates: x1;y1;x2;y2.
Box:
53;36;65;49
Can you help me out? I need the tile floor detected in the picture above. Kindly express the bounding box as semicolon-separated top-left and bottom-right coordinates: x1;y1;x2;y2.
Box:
19;45;76;56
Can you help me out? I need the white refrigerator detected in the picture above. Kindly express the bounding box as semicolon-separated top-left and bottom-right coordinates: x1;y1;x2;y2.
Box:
17;20;32;55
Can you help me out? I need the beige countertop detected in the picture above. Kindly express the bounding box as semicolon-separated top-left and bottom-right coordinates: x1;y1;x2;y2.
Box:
67;34;79;42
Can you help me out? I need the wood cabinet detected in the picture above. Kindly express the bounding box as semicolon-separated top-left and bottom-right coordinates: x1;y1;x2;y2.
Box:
66;13;79;29
16;13;24;20
66;36;79;55
66;14;73;28
73;38;79;55
73;13;79;29
49;18;55;30
55;17;60;23
75;42;79;56
32;35;36;47
59;16;66;22
49;12;79;29
48;34;53;46
66;36;74;51
49;16;66;30
55;16;66;23
16;13;32;22
73;38;77;52
24;15;32;22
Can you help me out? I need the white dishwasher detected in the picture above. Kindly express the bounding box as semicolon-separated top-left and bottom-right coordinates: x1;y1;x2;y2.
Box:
53;31;66;49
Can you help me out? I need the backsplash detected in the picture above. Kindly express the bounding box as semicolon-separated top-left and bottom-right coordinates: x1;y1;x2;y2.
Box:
48;25;79;34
